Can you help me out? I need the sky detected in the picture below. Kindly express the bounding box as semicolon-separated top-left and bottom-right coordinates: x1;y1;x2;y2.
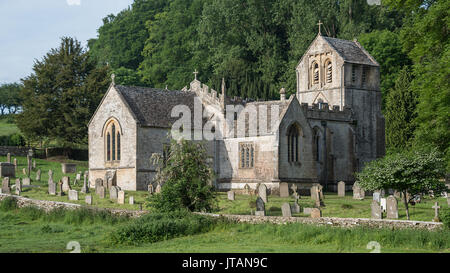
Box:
0;0;134;84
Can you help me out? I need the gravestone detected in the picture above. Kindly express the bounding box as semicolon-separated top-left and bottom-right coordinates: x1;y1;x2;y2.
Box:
2;177;10;194
107;178;114;190
75;172;81;183
227;191;235;201
0;162;15;177
62;176;71;192
68;190;78;201
110;186;119;200
22;168;27;175
337;181;346;197
311;184;324;200
81;173;89;193
57;181;64;196
314;189;325;207
281;203;292;217
61;163;76;174
104;170;117;189
85;195;92;205
6;153;11;163
98;186;105;199
291;184;299;199
255;197;265;216
95;178;103;194
13;158;17;171
371;200;382;219
373;191;381;203
35;169;41;182
258;184;268;203
118;191;125;204
243;184;251;195
32;160;36;170
27;154;32;175
352;182;365;200
129;196;134;205
303;207;312;215
148;184;154;195
386;195;398;219
290;202;301;214
48;169;53;181
155;183;161;194
14;179;21;195
22;177;31;186
279;182;289;197
380;198;387;212
432;202;440;222
48;181;56;195
311;208;322;218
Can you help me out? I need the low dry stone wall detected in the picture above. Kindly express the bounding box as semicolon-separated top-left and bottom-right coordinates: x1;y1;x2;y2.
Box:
0;146;31;157
0;193;443;230
0;193;147;218
196;213;443;231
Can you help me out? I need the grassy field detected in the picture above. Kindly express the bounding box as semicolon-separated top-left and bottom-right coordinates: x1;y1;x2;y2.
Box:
0;199;448;253
0;117;19;136
1;156;447;221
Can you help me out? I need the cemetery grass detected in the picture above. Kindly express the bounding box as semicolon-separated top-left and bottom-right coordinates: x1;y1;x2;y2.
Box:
0;201;448;253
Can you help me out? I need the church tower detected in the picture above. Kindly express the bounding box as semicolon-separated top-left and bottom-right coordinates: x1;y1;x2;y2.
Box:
296;31;385;171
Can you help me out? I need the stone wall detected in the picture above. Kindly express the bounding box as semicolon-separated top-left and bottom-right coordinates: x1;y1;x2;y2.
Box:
0;146;31;157
0;193;147;218
195;213;443;231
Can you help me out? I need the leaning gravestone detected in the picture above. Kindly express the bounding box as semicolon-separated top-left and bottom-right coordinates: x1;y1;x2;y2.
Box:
255;197;265;216
85;195;92;205
371;200;382;219
258;184;268;203
352;182;365;200
110;186;119;200
279;182;289;198
227;190;235;201
48;181;56;195
22;177;31;186
68;190;78;201
35;169;41;182
311;208;322;218
281;203;292;217
337;181;346;197
386;195;398;219
62;176;71;192
118;190;125;204
2;177;10;194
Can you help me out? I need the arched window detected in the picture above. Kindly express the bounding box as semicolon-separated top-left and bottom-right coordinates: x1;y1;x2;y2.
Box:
104;119;122;163
325;60;332;83
313;127;322;162
312;62;319;85
288;124;301;163
239;142;255;168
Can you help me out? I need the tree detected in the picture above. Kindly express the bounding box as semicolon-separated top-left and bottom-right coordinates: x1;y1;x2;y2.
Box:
0;83;22;115
149;139;216;212
17;37;110;147
384;67;417;150
356;148;447;220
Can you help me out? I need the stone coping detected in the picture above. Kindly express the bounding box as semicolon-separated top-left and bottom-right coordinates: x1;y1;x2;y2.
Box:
0;193;443;230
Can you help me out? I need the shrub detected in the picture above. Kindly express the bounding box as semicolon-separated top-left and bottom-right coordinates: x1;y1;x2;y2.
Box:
109;211;216;245
441;208;450;229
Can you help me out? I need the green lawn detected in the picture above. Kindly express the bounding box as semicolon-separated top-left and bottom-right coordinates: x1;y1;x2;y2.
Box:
1;156;447;220
0;118;19;136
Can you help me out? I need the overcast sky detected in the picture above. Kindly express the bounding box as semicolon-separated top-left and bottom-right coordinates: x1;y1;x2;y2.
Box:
0;0;134;84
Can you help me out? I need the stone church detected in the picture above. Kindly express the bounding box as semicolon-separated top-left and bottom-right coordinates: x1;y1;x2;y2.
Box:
88;33;385;193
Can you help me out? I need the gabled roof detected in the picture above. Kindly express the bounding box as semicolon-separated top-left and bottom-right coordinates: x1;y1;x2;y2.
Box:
114;85;198;128
322;36;379;66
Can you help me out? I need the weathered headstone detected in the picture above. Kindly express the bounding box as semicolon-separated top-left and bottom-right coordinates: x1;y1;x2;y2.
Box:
243;184;251;195
281;203;292;217
303;207;312;215
15;178;22;195
0;162;15;177
2;177;10;194
62;176;71;192
371;200;382;219
118;190;125;204
380;198;387;212
61;163;76;174
85;195;92;205
81;173;89;193
35;169;41;182
32;160;36;170
255;197;265;216
107;178;113;190
373;191;381;203
6;153;11;163
258;184;268;203
22;168;27;175
13;158;17;171
291;184;299;199
48;169;53;181
68;190;78;201
432;202;440;222
48;181;56;195
290;202;301;214
314;189;325;207
227;190;235;201
386;195;398;219
279;182;289;198
98;186;105;199
352;182;365;200
95;178;103;194
75;172;81;183
148;184;154;195
57;181;64;196
129;196;134;205
110;186;119;200
104;170;117;189
337;181;346;197
311;208;322;218
22;177;31;186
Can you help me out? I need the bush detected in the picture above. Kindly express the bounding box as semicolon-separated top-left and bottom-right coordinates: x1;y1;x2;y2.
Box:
109;211;217;245
0;133;25;146
441;208;450;229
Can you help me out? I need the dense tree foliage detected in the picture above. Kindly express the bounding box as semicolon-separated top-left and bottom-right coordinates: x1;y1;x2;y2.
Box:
17;37;110;147
0;83;22;115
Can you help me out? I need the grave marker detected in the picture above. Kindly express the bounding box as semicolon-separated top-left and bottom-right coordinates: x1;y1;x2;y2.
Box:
118;190;125;204
337;181;346;197
386;195;398;219
255;197;265;216
258;184;268;203
227;190;235;201
85;195;92;205
68;190;78;201
281;203;292;217
371;200;382;219
279;182;289;197
432;202;440;222
311;208;322;218
1;177;10;194
62;176;71;192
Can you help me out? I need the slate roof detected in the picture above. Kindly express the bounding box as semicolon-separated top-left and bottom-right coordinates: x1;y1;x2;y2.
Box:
114;85;199;128
322;36;379;66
